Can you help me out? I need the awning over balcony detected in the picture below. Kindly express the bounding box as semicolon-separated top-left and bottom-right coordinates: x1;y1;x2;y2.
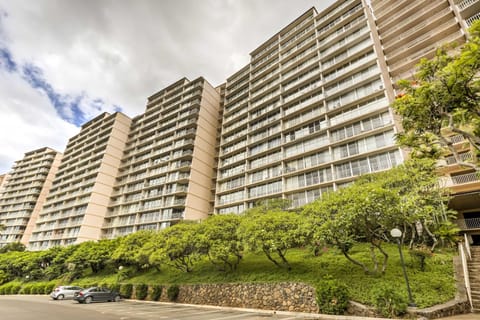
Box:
449;190;480;211
449;190;480;231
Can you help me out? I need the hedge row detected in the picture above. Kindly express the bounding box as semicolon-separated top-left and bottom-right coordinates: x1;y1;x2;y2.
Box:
0;281;56;295
0;282;171;302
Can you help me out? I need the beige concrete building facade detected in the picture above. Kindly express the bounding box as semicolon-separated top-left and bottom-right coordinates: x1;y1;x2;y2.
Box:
371;0;480;243
0;148;62;246
28;113;132;249
0;0;479;247
0;174;9;193
370;0;469;83
215;0;403;214
102;77;220;239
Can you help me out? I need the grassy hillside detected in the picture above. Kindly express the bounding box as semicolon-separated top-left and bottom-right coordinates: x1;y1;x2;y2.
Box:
71;243;456;308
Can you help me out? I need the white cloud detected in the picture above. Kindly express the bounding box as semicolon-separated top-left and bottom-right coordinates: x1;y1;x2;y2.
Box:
0;69;79;172
0;0;334;173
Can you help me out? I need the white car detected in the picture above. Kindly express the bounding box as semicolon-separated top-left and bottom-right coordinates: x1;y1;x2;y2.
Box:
50;286;83;300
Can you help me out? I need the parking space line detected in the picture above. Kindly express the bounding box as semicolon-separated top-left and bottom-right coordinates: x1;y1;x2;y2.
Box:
207;312;270;320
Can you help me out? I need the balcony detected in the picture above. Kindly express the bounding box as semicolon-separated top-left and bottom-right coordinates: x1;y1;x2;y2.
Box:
457;0;480;22
456;217;480;231
316;1;361;30
329;98;389;128
465;13;480;26
325;69;379;97
320;25;370;59
387;31;464;76
445;151;474;165
375;0;411;26
441;171;480;194
452;172;479;184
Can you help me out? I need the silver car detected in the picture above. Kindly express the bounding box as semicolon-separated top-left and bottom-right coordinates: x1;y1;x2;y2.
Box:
50;285;83;300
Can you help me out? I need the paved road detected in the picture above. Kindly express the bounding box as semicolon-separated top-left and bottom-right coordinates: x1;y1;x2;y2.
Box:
0;295;316;320
1;295;477;320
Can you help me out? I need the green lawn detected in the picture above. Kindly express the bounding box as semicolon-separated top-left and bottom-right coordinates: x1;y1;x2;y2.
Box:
75;243;456;309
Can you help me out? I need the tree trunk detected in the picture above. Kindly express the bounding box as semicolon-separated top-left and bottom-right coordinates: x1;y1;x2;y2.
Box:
371;241;389;274
342;249;372;274
263;247;282;268
276;248;291;271
423;222;438;251
369;244;378;273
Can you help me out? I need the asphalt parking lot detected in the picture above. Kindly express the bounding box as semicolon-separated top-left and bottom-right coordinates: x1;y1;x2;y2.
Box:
2;295;478;320
77;299;329;319
0;295;323;320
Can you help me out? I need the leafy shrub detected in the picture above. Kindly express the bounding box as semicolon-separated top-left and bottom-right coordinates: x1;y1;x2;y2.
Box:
0;270;9;285
20;284;33;294
10;284;21;294
151;285;163;301
315;277;350;315
135;284;148;300
3;283;14;294
372;285;408;317
30;285;38;294
44;282;56;294
409;246;433;271
120;283;133;299
0;286;4;295
167;285;179;301
33;283;46;294
110;283;121;293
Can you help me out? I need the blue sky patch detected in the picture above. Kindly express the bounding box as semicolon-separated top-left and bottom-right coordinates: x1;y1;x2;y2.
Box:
22;63;86;126
0;47;17;72
0;43;123;127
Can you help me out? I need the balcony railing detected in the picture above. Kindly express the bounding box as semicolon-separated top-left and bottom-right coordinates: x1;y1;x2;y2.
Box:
445;151;473;165
451;134;466;144
457;217;480;230
458;0;480;10
466;13;480;26
451;172;480;185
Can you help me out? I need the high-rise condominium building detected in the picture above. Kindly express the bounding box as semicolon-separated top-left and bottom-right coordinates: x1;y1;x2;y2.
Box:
0;0;478;248
215;1;404;214
0;148;62;246
372;0;480;241
102;77;220;239
0;174;9;193
28;113;131;249
370;0;476;83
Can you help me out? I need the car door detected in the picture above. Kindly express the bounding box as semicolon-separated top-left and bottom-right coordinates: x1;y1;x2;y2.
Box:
64;286;74;298
67;286;82;299
95;287;107;301
89;287;101;301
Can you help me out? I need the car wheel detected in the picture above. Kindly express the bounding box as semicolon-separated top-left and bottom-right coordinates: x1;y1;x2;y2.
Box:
85;296;93;304
57;294;64;300
114;295;121;302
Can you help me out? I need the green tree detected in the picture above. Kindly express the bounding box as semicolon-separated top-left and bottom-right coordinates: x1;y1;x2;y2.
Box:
362;159;457;250
304;183;400;274
150;222;202;273
392;21;480;168
303;160;450;274
137;231;164;271
0;242;26;253
239;208;308;270
198;214;243;271
48;245;80;280
67;239;116;274
112;230;154;270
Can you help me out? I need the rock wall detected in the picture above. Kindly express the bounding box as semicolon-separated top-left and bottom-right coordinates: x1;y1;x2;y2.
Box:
140;282;319;313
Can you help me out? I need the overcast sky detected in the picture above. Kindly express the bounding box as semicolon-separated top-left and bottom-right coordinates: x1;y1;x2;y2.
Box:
0;0;336;173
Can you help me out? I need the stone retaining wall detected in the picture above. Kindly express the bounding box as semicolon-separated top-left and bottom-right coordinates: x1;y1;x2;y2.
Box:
141;282;319;313
412;299;471;319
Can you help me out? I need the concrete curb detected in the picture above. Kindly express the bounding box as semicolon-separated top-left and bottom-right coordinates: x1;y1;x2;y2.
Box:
124;299;393;320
